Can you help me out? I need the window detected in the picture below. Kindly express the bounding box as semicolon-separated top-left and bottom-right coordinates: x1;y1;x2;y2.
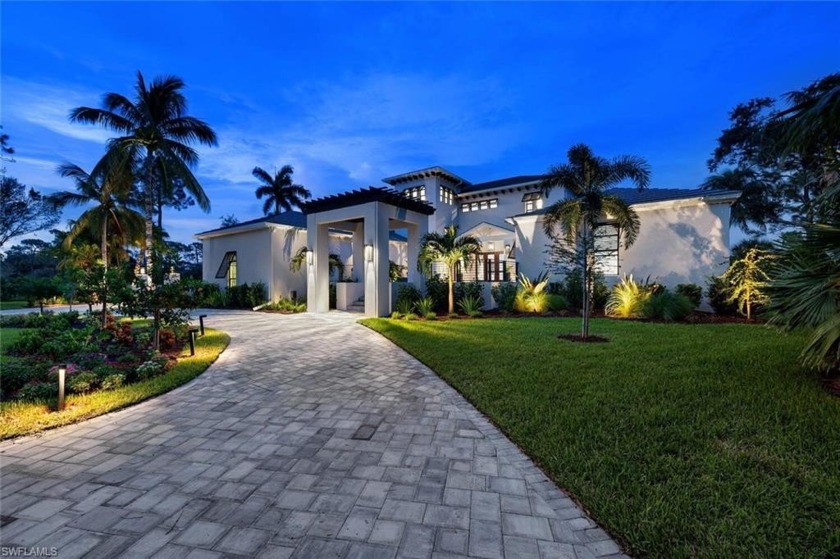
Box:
439;186;454;205
522;192;540;213
593;224;619;275
404;186;426;201
460;198;498;213
215;251;238;287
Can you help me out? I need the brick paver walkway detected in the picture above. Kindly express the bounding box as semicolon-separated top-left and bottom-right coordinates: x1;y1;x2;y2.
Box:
0;310;626;558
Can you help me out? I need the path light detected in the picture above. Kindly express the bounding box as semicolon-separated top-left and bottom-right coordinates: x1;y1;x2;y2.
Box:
57;364;66;411
199;314;207;336
365;244;374;262
189;328;199;356
306;249;313;266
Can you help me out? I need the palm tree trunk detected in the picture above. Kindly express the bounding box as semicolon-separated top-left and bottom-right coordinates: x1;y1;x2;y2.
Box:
144;155;155;286
581;223;591;339
448;266;455;315
101;217;108;328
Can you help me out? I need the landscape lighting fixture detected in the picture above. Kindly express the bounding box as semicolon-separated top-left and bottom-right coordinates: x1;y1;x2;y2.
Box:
57;364;66;411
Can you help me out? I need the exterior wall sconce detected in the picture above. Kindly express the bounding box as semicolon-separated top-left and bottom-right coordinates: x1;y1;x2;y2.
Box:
306;249;313;266
57;364;66;411
505;244;511;256
365;244;374;262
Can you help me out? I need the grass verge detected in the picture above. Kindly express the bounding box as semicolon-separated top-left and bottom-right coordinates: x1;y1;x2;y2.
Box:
0;328;229;440
361;317;840;559
0;301;30;310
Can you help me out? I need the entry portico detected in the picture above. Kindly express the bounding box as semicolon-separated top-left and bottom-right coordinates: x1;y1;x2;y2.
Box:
301;187;434;316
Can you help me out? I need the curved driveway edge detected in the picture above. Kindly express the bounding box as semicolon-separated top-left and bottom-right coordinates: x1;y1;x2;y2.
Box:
0;310;627;559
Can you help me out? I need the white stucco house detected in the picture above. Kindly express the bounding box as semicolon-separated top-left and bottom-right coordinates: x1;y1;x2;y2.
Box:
195;166;739;316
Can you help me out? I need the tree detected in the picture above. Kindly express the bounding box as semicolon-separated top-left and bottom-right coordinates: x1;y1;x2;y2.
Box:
253;165;311;216
0;177;60;248
540;143;650;339
765;78;840;372
220;214;239;228
700;169;783;235
70;72;218;284
418;225;482;315
49;160;144;270
709;73;840;230
721;247;774;320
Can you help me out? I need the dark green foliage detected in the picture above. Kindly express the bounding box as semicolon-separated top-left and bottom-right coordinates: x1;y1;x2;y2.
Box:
547;294;568;311
414;297;434;316
458;295;484;317
395;284;423;315
17;382;55;402
643;291;695;322
675;284;703;308
0;361;43;399
0;315;26;328
100;373;126;390
460;281;483;303
491;282;517;312
557;268;609;311
707;275;739;315
224;282;266;309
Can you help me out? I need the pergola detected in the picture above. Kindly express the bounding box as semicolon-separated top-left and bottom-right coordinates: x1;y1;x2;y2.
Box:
300;187;435;316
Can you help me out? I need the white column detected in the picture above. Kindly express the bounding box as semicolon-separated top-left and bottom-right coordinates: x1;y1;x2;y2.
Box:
352;223;364;283
306;216;331;313
406;223;423;289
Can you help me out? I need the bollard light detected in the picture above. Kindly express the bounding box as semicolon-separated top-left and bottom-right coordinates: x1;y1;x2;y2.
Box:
199;314;207;336
57;364;66;411
188;328;198;356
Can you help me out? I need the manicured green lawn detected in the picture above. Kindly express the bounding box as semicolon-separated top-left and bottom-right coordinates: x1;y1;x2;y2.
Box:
0;301;30;310
362;317;840;559
0;328;229;440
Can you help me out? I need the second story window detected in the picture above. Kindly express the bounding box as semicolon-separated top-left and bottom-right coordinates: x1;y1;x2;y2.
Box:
522;192;541;213
461;198;498;212
404;186;426;201
439;186;454;205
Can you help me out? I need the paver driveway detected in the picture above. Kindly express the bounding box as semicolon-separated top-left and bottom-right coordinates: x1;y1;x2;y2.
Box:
0;310;625;558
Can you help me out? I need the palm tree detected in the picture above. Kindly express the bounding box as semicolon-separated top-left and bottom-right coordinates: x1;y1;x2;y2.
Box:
49;159;144;325
418;225;482;315
253;165;311;215
540;144;651;339
69;72;217;284
50;159;144;270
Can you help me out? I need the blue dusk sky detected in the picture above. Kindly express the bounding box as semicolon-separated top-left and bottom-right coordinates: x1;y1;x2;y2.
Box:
2;2;838;245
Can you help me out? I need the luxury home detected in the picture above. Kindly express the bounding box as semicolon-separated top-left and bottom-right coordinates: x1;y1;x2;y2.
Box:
195;167;740;315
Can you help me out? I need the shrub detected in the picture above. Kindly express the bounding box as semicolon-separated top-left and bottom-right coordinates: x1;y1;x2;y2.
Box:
558;268;609;311
0;361;43;399
425;276;449;313
263;298;306;312
643;291;695;322
225;282;267;309
606;275;650;318
395;284;423;315
460;282;484;303
424;312;437;320
414;297;434;316
158;329;178;350
136;357;167;381
0;315;26;328
546;294;568;311
100;373;126;390
675;283;703;308
491;282;517;312
68;371;100;394
459;295;484;317
403;313;419;321
18;382;55;401
707;275;739;315
514;273;550;313
390;311;402;320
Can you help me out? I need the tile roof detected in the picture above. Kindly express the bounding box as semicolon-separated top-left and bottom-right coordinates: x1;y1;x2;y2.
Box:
196;210;307;236
300;186;435;215
459;175;544;194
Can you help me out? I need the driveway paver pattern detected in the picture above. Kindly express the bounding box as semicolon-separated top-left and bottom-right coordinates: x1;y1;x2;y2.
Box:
0;310;626;558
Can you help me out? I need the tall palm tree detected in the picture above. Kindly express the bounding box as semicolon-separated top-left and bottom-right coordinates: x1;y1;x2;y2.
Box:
540;144;651;339
49;159;144;325
701;169;783;234
69;72;217;284
253;165;311;215
49;159;144;270
418;225;482;315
